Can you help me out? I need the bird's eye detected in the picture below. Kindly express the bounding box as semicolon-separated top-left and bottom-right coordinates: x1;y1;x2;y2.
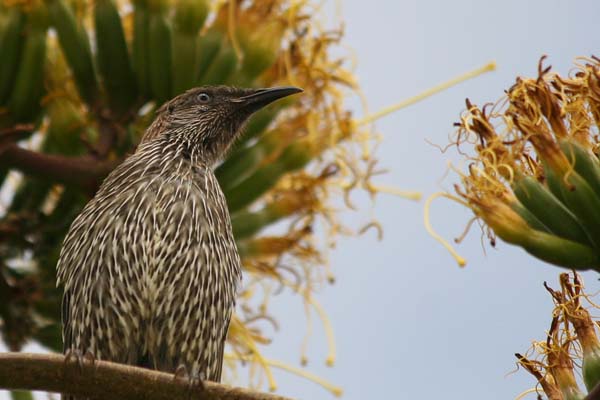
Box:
197;93;211;103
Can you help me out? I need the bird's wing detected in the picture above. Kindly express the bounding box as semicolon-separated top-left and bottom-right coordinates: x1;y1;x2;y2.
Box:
56;154;158;362
213;329;227;382
61;289;71;352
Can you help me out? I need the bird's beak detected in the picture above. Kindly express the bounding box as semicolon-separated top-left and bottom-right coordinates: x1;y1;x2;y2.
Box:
236;86;303;113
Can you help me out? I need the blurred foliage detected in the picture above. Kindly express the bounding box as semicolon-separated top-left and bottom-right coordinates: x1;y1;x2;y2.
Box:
0;0;391;394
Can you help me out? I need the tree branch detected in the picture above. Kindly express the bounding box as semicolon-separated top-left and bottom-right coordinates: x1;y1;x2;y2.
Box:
0;144;118;191
0;352;293;400
0;118;125;192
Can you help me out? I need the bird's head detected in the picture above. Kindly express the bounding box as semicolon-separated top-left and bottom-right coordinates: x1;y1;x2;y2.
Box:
141;85;303;165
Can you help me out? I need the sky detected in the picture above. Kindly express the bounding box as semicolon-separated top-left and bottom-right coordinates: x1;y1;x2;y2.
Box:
261;1;600;399
4;0;600;399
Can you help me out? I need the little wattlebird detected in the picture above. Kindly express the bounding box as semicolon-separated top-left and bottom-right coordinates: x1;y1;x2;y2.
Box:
56;86;302;397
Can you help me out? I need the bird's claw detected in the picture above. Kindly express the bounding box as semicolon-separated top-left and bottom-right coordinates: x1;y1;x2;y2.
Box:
174;364;188;380
174;365;205;399
64;349;96;375
64;349;84;373
83;350;96;366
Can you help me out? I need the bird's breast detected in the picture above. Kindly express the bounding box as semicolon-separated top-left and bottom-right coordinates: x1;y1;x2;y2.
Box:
117;168;238;316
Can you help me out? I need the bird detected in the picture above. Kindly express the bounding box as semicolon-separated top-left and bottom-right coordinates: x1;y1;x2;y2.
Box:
56;86;303;396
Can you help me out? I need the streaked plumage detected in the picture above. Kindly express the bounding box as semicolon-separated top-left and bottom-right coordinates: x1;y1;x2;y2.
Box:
56;86;302;396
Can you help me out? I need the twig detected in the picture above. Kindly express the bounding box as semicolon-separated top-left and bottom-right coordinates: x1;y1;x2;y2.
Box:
586;381;600;400
0;352;293;400
95;114;121;158
0;124;34;144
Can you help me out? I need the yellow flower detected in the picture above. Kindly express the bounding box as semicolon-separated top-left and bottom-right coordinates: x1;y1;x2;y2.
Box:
432;56;600;271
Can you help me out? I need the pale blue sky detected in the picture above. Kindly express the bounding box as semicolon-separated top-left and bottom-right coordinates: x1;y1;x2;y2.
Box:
5;1;600;399
264;1;600;399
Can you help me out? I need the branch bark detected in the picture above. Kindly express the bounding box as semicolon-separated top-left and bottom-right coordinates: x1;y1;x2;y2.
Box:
0;352;292;400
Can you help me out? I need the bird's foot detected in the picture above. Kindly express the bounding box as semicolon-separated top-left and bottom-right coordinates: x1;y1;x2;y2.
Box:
174;365;205;399
64;349;96;375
